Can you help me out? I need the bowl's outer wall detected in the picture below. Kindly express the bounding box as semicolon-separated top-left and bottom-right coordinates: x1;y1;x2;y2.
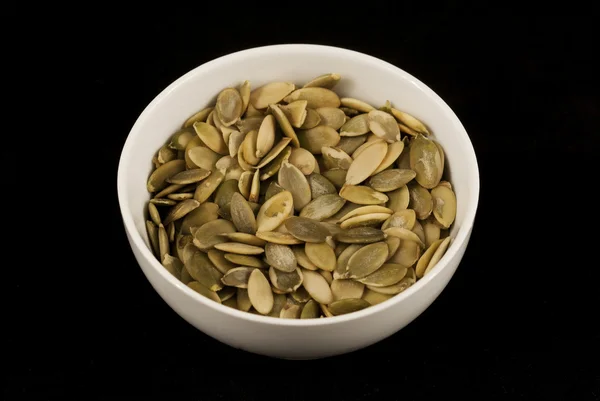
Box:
118;45;479;359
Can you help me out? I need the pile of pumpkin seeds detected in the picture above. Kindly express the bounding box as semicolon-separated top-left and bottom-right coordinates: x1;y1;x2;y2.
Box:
145;73;457;319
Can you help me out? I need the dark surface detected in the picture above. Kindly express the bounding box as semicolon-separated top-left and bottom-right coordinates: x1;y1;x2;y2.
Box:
7;11;599;401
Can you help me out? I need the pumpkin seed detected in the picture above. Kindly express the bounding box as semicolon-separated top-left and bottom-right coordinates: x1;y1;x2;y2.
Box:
192;219;236;251
301;269;333;304
424;237;451;276
345;140;387;185
299;108;322;129
218;286;237;302
157;144;177;164
335;227;386;244
278;162;311;211
254;114;276;159
372;141;405;174
256;137;292;169
268;293;286;316
369;169;416;193
270;104;300;148
167;193;193;201
382;209;416;231
300;299;320;319
249;169;261;203
269;266;303;293
238;80;251;115
356;263;407;287
255;231;303;245
146;221;160;257
193;121;228;155
228;130;245;158
250;82;295;109
389;240;421;267
322;147;353;170
207;249;236;274
321;169;347;189
385;236;401;260
299;194;346;221
386;185;410;212
303;73;341;89
409;134;443;189
412;220;426;244
175;234;193;262
193;168;225;204
362;288;393;305
337;135;367;155
305;242;336;272
340;114;370;137
158;224;170;262
255;190;293;232
236;116;264;134
216;88;243;127
288;147;317;175
297;125;340;154
390;108;430;135
221;267;257;288
338;205;393;222
279;100;308;128
307;173;337;198
340;213;391;229
320;303;334;317
241;129;261;166
431;185;457;229
188;281;221;303
283;87;340;109
384;227;426;249
247;269;273;315
185;250;224;291
259;145;292;181
162;199;201;226
408;183;433;220
224;254;267;268
339;185;388;205
280;304;302;319
293;246;318;271
346;241;389;279
334;244;362;279
367;110;400;143
150;198;177;206
180;202;219;235
423;220;441;248
147;202;162;226
183;107;213;128
264;243;296;272
147;159;186;193
328;298;370;315
316;107;346;130
187;146;220;171
214;242;264;255
331;279;365;301
284;216;329;243
340;98;375;113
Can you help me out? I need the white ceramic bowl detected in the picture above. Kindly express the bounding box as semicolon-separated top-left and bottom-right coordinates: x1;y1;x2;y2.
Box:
117;44;479;360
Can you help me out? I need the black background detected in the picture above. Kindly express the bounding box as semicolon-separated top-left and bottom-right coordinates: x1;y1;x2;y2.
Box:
6;9;599;401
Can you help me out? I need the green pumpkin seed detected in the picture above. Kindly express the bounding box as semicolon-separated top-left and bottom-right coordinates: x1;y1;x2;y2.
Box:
145;221;160;257
185;250;224;291
147;159;186;193
218;286;237;302
183;107;213;129
284;216;329;243
187;281;221;303
339;185;388;205
316;107;346;130
409;134;443;189
241;129;261;166
299;194;346;221
339;213;391;229
228;130;245;158
193;121;228;155
338;205;392;222
256;190;293;232
255;231;303;245
389;240;421;267
331;279;365;301
345;140;387;185
356;263;407;287
250;82;295;109
367;110;400;143
307;173;337;198
224;254;267;268
321;147;353;170
236;116;264;134
148;202;162;226
334;244;362;279
301;269;333;304
280;304;302;318
162;199;201;226
423;220;441;248
293;246;318;270
214;242;264;255
362;288;392;305
157;144;177;164
382;209;416;231
264;243;296;272
256;137;292;169
267;293;286;316
167;193;193;201
239;80;251;115
187;146;220;171
288;147;317;175
300;299;320;318
192;219;236;251
385;236;401;261
335;227;386;244
369;169;416;193
279;100;308;128
346;241;389;279
283;87;340;109
303;73;341;89
373;141;405;175
304;242;336;272
424;236;451;276
390;108;430;135
337;135;367;155
193;168;225;204
386;185;410;212
278;162;311;211
328;298;370;315
384;227;426;249
255;114;276;159
270;104;300;148
340;114;370;137
216;88;243;127
221;267;257;288
247;269;274;315
158;224;170;262
340;98;375;113
269;266;303;292
408;183;433;220
297;125;340;154
180;202;219;235
150;198;177;206
207;249;236;274
431;185;457;229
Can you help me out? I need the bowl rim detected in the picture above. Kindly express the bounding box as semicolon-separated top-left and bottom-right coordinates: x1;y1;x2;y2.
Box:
117;43;480;327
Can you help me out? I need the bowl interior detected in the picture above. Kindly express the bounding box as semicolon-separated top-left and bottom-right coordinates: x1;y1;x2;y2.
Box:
117;44;479;324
